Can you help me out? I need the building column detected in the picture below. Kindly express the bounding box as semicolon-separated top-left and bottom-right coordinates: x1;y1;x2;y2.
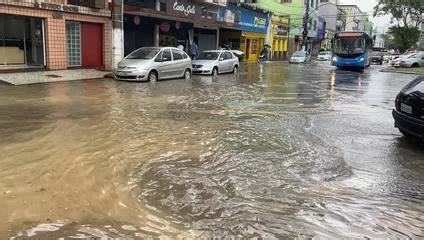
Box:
112;0;124;69
154;24;159;47
46;17;67;70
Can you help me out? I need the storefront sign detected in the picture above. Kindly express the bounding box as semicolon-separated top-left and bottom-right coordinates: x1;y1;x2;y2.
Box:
34;2;79;13
172;0;196;16
219;5;269;33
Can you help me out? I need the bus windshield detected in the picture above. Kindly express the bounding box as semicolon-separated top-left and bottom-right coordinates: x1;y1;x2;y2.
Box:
333;37;365;55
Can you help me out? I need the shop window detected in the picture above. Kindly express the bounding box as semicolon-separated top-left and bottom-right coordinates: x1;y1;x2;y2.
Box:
66;21;81;66
0;14;44;66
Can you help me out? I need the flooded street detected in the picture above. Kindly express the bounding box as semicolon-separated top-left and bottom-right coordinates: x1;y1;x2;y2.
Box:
1;62;424;238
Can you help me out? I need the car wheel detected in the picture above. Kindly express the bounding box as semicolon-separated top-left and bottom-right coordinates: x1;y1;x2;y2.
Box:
233;65;238;75
184;69;191;80
212;67;218;77
412;63;419;68
148;71;158;82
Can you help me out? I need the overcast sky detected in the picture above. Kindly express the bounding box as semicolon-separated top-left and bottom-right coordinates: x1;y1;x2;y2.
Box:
339;0;392;33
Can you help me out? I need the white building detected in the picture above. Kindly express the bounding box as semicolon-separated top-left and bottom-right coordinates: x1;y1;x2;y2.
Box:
337;5;366;32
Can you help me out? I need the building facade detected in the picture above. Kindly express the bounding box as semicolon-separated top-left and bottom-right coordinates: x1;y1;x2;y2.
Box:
243;0;304;56
337;5;366;32
0;0;112;71
318;0;338;50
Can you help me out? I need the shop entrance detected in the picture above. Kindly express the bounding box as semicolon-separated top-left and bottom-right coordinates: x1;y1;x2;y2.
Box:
194;28;217;51
0;14;44;68
66;21;103;69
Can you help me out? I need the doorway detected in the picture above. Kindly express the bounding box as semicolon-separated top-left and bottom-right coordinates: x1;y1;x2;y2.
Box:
66;21;103;69
81;23;103;68
245;39;251;60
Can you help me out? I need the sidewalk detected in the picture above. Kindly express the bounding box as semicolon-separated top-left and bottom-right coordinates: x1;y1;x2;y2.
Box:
0;69;111;85
380;67;424;75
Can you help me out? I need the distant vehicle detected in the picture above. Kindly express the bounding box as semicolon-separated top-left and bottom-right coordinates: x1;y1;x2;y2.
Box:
317;51;332;61
391;53;413;67
369;48;385;65
393;76;424;140
289;50;310;63
331;31;373;69
399;51;424;68
192;50;239;76
114;47;192;81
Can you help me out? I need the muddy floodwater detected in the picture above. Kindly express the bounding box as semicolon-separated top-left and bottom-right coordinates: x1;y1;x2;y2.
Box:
1;63;424;239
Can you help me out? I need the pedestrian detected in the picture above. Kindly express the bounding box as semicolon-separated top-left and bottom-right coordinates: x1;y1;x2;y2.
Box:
190;37;200;60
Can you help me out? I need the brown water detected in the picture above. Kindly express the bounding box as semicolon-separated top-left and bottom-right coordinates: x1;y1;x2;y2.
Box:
1;63;424;239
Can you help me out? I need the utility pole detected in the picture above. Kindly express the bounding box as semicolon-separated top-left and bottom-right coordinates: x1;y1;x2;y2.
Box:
302;0;310;51
112;0;124;69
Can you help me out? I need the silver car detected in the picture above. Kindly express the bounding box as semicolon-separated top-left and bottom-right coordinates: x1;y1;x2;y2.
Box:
191;50;239;76
114;47;192;81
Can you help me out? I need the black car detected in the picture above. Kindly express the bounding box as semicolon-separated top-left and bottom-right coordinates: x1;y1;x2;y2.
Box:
393;76;424;139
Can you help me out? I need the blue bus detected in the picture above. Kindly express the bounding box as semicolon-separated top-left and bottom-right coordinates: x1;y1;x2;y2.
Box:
331;31;373;70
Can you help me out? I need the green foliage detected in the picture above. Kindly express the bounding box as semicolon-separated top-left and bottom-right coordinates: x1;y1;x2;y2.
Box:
388;26;420;51
374;0;423;27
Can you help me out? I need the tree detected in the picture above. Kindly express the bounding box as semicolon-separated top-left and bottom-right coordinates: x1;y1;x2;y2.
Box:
374;0;423;28
387;26;421;51
374;0;423;51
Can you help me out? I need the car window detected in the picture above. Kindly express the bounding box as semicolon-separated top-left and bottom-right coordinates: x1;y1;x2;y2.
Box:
127;48;160;59
161;49;172;61
172;49;183;60
182;51;188;59
224;52;232;60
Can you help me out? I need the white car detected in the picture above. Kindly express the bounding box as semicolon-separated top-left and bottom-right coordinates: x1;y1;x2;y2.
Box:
391;54;410;67
114;47;192;81
317;51;332;61
399;51;424;68
192;50;239;76
289;51;310;63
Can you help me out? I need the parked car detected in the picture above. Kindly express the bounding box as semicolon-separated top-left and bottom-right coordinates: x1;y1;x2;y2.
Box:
391;54;411;67
393;76;424;140
289;51;310;63
114;47;192;81
192;50;239;76
399;51;424;68
317;51;332;61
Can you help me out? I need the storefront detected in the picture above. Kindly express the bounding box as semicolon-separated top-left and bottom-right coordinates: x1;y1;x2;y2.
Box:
0;14;44;68
222;4;270;62
269;15;289;60
124;0;219;55
0;1;111;71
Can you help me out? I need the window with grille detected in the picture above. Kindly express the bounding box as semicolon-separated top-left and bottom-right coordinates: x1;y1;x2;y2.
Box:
66;21;81;67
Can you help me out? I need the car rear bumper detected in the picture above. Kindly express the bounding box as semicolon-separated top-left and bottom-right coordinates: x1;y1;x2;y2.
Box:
393;109;424;138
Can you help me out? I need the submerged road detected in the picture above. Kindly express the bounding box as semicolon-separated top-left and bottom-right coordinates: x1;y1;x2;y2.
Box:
1;62;423;238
